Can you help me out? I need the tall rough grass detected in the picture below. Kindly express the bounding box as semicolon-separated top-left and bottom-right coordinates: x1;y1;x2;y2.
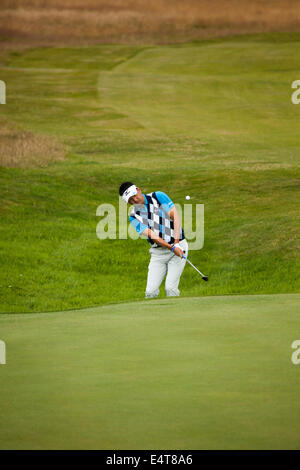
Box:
0;121;65;167
1;0;299;45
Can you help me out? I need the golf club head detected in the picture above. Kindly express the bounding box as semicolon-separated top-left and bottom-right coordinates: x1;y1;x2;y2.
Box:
202;276;209;281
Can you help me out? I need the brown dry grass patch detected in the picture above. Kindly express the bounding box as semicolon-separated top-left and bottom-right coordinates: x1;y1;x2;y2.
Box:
0;0;299;47
0;121;66;168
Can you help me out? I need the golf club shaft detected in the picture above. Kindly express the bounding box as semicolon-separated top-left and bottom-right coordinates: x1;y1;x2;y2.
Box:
182;255;207;278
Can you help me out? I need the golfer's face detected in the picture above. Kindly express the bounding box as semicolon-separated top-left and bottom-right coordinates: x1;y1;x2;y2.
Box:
129;188;144;205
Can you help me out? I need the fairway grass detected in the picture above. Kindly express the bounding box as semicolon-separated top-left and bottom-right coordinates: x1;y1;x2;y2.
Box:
0;294;299;449
0;33;299;313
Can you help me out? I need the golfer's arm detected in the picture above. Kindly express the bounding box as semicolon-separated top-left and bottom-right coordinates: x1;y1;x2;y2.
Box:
169;206;181;243
142;228;173;250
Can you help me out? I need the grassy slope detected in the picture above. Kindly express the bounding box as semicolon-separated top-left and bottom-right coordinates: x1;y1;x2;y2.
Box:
0;34;300;313
0;294;299;449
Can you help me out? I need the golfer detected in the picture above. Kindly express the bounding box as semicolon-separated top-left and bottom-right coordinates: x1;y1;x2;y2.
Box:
119;182;188;298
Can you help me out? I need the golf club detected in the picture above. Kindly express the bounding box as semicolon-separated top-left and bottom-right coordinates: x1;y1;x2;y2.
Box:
182;255;208;281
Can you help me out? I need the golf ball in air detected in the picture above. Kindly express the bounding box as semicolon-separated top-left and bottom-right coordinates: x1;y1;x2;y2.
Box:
185;195;190;200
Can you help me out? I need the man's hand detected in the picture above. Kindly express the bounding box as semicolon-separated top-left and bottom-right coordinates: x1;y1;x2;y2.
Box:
172;243;184;258
143;229;185;257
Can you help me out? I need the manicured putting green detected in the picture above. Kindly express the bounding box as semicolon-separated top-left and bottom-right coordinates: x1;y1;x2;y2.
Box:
0;293;299;449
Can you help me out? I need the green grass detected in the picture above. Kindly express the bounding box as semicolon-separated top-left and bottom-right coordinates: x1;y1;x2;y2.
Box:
0;294;299;449
0;33;300;313
0;34;299;451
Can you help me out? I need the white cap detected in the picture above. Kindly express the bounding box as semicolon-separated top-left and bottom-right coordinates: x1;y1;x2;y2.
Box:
122;184;137;203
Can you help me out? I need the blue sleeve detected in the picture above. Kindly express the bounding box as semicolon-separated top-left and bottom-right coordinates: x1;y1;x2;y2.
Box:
129;215;148;235
155;191;174;212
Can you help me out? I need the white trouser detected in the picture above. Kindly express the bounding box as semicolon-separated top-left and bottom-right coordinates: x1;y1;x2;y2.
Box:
145;239;188;298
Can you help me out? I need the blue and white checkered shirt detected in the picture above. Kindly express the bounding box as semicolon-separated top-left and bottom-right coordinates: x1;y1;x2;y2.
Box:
129;191;185;246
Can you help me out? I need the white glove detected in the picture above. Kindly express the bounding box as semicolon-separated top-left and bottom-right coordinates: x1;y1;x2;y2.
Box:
172;243;185;252
171;243;185;257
